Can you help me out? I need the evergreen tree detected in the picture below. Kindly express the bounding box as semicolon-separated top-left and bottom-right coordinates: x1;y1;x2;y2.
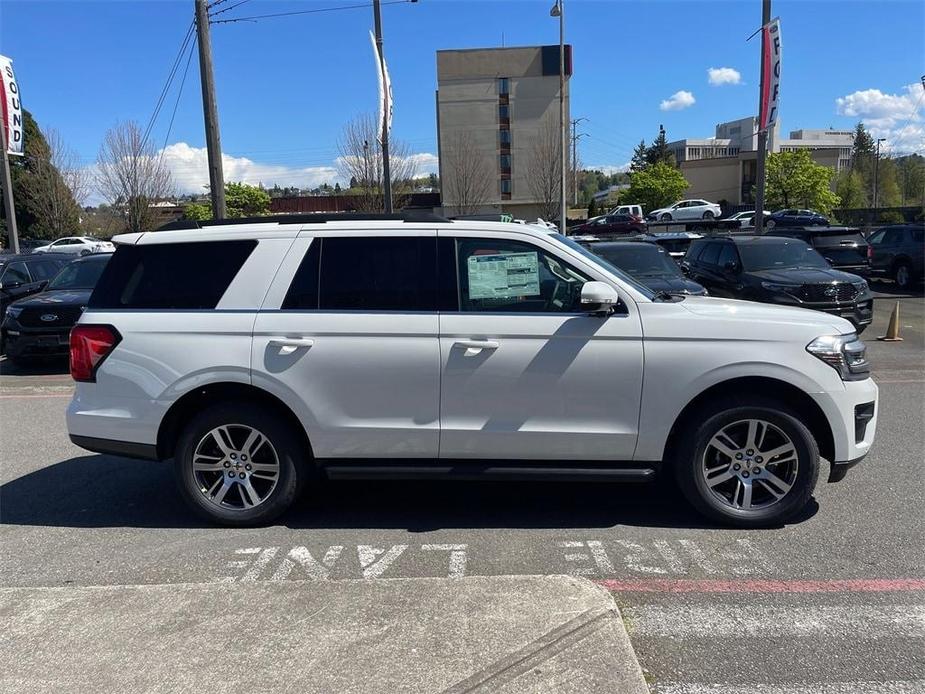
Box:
630;140;648;172
645;126;673;167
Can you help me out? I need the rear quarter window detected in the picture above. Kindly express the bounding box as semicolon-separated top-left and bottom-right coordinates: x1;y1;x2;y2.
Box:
89;240;257;309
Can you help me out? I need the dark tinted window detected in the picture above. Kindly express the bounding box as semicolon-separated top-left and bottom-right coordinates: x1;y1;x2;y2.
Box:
912;228;924;243
718;244;739;268
48;257;109;290
699;242;722;266
883;228;905;244
684;240;707;262
90;241;256;309
29;260;64;281
592;244;679;279
284;237;438;311
1;262;31;284
738;240;829;271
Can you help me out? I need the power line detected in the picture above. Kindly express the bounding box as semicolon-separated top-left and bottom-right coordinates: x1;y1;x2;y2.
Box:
211;0;411;25
161;39;197;152
140;21;196;153
209;0;253;19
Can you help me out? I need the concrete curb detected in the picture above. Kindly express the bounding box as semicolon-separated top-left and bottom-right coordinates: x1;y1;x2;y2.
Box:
1;575;649;694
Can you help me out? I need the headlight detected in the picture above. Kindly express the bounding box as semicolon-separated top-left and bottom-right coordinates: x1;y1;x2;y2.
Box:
853;280;869;294
761;282;801;296
4;305;23;320
807;333;870;381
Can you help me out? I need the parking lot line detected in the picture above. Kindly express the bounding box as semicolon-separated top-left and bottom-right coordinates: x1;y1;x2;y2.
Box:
0;393;72;399
597;578;925;593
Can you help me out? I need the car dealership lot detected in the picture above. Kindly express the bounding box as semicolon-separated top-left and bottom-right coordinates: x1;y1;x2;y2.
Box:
1;293;923;692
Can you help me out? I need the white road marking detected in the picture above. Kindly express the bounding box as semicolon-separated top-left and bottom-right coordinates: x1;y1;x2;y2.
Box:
421;544;468;578
654;681;925;694
625;604;925;638
271;545;344;581
357;544;408;579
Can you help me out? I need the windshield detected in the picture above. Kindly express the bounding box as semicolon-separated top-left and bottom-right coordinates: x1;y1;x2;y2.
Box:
592;244;680;279
47;258;108;290
553;234;655;298
738;240;830;271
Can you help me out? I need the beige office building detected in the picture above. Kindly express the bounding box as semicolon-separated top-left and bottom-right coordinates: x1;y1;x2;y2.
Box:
668;117;853;206
436;45;571;219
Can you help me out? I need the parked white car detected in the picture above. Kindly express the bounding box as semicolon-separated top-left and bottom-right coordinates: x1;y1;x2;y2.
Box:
66;214;877;528
33;236;116;256
723;211;771;228
649;200;722;222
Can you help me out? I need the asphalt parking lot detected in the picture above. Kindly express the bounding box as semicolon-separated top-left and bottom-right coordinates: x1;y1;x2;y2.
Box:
1;286;923;693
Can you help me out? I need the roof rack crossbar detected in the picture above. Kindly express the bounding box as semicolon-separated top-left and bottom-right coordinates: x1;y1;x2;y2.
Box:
156;211;450;231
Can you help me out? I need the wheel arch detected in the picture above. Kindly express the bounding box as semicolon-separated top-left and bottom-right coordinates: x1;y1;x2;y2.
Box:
662;376;835;467
157;382;314;463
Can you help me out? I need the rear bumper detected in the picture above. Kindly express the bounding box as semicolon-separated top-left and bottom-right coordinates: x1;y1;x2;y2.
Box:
1;326;71;358
69;434;159;461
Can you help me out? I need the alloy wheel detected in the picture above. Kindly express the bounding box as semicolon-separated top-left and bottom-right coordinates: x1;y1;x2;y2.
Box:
700;419;799;512
192;424;280;511
896;265;910;288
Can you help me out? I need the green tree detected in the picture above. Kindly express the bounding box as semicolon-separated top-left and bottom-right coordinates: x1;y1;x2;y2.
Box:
895;154;925;206
630;140;648;172
764;150;840;214
645;126;673;167
835;169;866;209
851;122;876;204
623;161;688;213
183;182;271;220
587;197;599;217
876;158;901;208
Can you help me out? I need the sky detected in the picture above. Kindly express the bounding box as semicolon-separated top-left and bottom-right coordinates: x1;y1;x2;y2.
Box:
2;0;923;200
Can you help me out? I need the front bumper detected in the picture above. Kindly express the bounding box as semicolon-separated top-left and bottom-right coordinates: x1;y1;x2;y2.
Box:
811;377;879;481
767;296;873;327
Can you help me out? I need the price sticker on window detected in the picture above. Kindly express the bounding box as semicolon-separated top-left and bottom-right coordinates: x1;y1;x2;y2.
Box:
467;251;540;300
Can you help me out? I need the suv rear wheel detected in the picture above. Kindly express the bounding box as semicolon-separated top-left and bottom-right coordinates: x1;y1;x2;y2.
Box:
175;402;304;526
893;261;913;289
674;401;819;527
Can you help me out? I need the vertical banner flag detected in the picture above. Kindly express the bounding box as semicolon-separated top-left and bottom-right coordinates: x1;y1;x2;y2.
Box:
369;31;393;144
758;18;781;132
0;55;24;156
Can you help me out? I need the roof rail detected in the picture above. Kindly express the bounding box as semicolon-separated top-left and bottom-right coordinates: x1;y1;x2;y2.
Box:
156;211;450;231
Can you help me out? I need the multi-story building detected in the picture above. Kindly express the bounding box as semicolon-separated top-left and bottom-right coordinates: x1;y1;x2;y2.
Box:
436;45;571;219
667;118;854;206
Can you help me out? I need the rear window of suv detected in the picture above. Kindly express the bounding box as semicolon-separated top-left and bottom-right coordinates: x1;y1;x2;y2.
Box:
89;240;257;309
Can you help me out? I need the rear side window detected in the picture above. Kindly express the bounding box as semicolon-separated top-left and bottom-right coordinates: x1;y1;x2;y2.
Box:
684;241;707;262
29;260;63;281
912;228;924;243
89;240;256;309
283;237;438;311
699;242;722;266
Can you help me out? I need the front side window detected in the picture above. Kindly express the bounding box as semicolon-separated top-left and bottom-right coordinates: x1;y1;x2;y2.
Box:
1;262;30;285
456;238;590;313
699;243;722;266
283;237;438;312
718;244;739;268
29;260;64;281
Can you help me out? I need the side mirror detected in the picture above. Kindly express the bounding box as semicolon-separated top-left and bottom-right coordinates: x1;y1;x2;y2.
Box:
580;281;619;315
723;261;738;274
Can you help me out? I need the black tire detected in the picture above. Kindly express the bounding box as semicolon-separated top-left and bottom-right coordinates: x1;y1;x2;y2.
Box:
766;219;776;228
661;213;673;222
703;211;715;220
174;401;305;526
893;261;913;290
674;400;819;528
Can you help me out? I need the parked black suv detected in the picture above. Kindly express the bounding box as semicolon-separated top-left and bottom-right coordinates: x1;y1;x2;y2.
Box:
0;253;72;313
866;223;924;290
767;209;829;228
1;254;111;361
583;240;707;295
681;236;873;332
766;226;869;276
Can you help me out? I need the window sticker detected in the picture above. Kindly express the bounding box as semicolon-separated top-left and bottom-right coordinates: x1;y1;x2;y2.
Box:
467;251;540;300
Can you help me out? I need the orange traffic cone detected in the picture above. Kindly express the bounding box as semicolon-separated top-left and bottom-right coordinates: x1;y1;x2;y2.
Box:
877;301;903;341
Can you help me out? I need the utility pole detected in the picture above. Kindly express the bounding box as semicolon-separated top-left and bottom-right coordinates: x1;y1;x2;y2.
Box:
550;0;566;233
874;137;886;208
195;0;226;220
753;0;772;235
0;124;19;254
373;0;393;213
570;117;587;205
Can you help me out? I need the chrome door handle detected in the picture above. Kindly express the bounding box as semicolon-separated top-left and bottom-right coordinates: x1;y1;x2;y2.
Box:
454;339;500;356
268;338;314;355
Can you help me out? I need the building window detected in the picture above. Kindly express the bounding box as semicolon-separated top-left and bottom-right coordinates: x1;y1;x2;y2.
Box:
500;179;512;195
499;104;510;119
498;77;509;95
500;130;512;145
500;154;511;172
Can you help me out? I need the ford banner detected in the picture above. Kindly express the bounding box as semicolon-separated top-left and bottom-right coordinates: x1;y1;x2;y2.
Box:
0;54;24;156
758;18;781;133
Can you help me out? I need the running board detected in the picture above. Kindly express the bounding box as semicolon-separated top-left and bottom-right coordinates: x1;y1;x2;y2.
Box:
320;460;656;483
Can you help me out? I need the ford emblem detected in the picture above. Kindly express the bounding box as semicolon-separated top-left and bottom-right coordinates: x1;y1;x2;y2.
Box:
40;313;58;322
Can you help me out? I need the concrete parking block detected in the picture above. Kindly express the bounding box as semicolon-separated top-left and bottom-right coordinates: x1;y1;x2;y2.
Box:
0;574;649;694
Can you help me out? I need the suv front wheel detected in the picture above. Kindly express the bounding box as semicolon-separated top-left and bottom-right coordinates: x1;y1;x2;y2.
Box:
675;401;819;527
175;402;304;526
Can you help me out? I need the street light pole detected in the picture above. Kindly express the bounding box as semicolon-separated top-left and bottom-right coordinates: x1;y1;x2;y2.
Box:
0;124;19;254
874;137;886;208
373;0;393;214
550;0;566;233
571;117;587;205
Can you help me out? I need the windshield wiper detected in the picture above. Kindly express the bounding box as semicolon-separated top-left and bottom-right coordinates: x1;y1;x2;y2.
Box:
652;290;686;302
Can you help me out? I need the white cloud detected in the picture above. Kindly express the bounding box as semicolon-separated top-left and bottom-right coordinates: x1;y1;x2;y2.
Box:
707;67;741;86
660;90;696;111
835;83;925;153
586;163;630;175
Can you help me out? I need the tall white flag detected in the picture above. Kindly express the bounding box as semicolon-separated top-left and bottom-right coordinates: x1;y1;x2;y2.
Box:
369;31;392;143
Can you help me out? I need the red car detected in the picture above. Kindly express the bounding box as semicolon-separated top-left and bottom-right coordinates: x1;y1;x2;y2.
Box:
572;213;646;236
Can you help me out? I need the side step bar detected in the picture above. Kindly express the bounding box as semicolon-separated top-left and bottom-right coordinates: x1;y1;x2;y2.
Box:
320;461;656;483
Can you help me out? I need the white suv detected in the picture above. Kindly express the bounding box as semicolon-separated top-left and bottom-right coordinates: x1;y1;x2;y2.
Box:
66;214;878;527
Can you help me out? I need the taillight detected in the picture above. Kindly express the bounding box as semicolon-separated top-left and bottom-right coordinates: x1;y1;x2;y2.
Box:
70;325;121;382
866;245;873;259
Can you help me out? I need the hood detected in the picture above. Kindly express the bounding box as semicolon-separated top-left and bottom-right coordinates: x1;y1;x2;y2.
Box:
649;207;670;217
747;267;865;285
637;275;706;295
11;288;93;308
679;295;854;335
